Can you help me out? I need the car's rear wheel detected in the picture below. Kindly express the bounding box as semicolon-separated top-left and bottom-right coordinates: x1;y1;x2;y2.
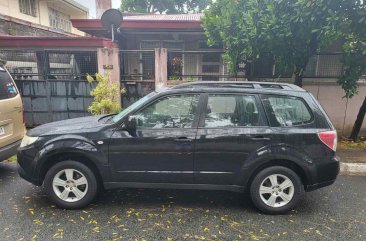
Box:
44;161;98;209
250;166;304;214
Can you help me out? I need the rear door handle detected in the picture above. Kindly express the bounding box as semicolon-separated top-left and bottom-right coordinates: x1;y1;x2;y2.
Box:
250;136;271;141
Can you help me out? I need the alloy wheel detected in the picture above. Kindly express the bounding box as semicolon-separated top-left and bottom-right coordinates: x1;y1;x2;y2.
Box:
52;169;89;203
259;174;295;208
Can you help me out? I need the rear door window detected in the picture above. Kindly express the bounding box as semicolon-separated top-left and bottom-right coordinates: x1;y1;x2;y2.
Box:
0;66;18;100
261;95;313;127
204;94;261;127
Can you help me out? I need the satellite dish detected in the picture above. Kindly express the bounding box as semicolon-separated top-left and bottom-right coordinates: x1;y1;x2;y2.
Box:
101;9;123;41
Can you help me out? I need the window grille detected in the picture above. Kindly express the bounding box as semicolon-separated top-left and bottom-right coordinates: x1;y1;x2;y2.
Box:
19;0;37;17
49;8;72;32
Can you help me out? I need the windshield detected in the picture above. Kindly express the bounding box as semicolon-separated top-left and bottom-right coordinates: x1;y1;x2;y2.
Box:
112;92;157;123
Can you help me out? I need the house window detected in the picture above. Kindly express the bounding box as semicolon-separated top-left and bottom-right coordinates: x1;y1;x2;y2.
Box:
49;8;72;32
19;0;37;17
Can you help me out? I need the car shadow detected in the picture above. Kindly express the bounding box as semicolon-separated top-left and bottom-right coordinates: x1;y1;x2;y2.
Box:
96;188;253;210
0;162;17;184
27;186;261;214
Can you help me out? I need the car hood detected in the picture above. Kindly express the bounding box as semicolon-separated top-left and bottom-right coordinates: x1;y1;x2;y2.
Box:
27;115;109;137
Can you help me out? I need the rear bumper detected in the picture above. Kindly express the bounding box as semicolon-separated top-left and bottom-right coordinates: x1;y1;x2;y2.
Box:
305;156;340;192
0;140;21;161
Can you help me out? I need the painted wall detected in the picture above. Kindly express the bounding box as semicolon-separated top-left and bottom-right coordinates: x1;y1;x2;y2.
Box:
0;0;87;35
303;81;366;137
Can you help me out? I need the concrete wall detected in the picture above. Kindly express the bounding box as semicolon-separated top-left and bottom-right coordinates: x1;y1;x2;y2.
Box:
0;16;66;36
0;0;87;35
303;82;366;137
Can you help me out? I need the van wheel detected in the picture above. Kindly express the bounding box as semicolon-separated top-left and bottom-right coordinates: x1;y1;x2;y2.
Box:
44;161;98;209
250;166;304;214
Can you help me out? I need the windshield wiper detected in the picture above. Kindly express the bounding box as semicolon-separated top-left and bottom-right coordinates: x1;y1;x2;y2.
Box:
99;115;116;124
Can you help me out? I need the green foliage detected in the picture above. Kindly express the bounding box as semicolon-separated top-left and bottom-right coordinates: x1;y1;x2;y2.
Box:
87;73;125;115
203;0;366;97
169;75;179;81
120;0;209;14
7;155;17;163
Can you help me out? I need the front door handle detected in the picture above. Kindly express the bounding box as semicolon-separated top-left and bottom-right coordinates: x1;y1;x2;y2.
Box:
175;137;192;142
250;136;271;141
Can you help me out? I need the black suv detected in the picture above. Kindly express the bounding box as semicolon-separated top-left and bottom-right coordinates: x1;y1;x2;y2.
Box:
18;82;340;214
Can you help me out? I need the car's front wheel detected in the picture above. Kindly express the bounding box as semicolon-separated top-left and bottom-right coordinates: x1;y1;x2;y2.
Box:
250;166;304;214
44;161;98;209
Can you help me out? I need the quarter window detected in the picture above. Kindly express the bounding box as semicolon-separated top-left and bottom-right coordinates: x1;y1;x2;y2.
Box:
204;95;260;127
135;95;200;129
19;0;37;17
262;95;312;127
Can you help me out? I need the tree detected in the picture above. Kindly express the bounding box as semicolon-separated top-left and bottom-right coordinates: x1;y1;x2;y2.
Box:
121;0;209;14
203;0;366;140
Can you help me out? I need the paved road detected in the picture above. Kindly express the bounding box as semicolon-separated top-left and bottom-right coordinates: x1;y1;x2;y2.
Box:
0;162;365;241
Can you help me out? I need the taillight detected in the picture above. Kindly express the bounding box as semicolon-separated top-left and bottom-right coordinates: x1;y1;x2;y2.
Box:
318;130;337;151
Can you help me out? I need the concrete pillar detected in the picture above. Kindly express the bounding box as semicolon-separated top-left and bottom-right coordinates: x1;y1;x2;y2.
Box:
97;47;121;107
154;48;168;91
96;0;112;18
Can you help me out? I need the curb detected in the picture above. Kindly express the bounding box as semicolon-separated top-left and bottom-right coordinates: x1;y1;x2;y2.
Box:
340;163;366;176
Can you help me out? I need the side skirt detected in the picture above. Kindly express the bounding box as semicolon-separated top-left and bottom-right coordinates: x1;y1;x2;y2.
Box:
103;182;245;193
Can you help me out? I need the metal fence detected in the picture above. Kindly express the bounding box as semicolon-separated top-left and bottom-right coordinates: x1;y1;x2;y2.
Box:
166;50;247;83
1;46;350;126
0;49;97;126
119;50;155;107
252;52;344;78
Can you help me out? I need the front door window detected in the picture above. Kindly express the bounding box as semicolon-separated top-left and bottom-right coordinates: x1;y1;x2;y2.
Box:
135;94;200;129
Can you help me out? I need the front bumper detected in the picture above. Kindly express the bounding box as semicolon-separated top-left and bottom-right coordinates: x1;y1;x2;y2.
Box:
0;140;21;161
17;145;42;186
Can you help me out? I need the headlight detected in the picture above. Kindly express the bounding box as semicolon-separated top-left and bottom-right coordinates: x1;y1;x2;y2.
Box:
20;135;39;148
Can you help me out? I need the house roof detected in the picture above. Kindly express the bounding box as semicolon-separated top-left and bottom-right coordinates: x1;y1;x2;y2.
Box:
0;35;117;48
71;13;204;36
62;0;89;13
123;13;203;21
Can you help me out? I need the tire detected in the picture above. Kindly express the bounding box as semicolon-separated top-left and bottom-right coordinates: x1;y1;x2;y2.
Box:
250;166;304;214
43;161;98;209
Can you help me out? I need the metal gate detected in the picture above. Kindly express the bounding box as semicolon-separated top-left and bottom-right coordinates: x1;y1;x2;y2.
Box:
119;50;155;107
0;49;97;126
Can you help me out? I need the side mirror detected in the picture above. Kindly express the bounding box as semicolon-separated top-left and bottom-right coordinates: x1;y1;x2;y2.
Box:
125;115;137;132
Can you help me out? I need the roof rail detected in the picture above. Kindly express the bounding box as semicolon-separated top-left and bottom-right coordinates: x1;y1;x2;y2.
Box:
171;81;304;91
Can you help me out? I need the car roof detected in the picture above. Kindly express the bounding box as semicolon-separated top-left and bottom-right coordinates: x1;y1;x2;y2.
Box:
166;81;307;96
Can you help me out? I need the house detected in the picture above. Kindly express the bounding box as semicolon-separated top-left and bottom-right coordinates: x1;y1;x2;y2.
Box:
72;13;236;82
0;0;89;36
71;13;346;83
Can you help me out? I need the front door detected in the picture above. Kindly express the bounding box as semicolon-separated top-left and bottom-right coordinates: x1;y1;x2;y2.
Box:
109;94;201;184
194;93;269;186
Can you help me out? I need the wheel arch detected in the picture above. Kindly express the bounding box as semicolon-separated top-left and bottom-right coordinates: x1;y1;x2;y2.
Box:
39;152;104;188
246;159;309;190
